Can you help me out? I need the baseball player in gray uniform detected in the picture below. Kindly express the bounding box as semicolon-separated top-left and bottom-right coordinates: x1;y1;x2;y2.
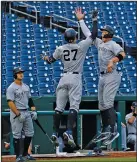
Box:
6;67;37;162
125;101;137;151
41;27;94;147
75;7;126;145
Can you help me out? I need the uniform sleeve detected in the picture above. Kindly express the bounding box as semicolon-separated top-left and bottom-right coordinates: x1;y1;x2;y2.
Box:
79;20;92;37
53;47;62;60
92;37;103;48
6;87;15;101
111;42;124;56
78;37;93;53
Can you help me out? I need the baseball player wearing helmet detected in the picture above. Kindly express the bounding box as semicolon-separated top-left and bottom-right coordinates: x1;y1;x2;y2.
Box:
41;27;93;147
6;67;37;162
75;7;126;145
125;101;137;151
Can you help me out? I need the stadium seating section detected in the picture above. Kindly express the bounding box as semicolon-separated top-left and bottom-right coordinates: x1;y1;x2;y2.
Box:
2;1;136;96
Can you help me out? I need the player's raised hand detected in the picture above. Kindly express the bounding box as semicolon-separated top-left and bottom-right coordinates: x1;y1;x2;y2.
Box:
107;60;114;73
75;7;85;21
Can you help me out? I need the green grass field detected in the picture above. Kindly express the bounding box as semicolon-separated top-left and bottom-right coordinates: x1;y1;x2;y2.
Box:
2;157;136;162
35;157;136;162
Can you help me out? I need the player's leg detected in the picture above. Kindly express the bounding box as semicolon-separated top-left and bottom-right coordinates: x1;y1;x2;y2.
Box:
121;124;130;151
98;78;108;132
127;135;136;151
63;74;82;147
93;110;111;143
23;111;35;160
102;72;121;145
10;112;24;162
52;81;68;145
27;140;32;154
93;78;110;142
133;135;137;151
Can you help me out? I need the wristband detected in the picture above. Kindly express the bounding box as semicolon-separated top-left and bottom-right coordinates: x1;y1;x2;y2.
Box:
115;54;124;62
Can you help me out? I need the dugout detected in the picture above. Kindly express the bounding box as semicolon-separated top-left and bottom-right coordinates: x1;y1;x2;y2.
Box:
1;96;136;155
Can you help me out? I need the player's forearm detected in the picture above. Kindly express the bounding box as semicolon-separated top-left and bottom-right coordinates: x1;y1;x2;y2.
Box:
128;116;136;124
110;57;119;64
8;101;20;116
79;20;91;37
110;52;126;63
92;20;98;40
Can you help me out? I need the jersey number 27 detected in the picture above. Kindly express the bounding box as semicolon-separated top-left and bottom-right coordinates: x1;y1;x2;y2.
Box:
63;49;78;61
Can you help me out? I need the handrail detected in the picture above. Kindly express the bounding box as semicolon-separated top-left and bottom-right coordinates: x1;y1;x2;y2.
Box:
2;110;101;116
2;110;122;151
53;14;78;24
50;22;67;30
9;2;38;24
50;14;80;39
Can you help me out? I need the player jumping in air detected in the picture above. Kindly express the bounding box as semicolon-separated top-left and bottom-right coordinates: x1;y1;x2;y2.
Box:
75;7;126;145
41;13;97;147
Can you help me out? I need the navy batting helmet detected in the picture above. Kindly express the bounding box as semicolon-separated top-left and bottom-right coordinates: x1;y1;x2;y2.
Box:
64;28;77;43
13;67;25;79
100;25;115;38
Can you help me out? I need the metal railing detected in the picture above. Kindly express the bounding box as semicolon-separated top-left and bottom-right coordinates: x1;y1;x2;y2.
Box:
50;14;80;40
9;2;38;24
2;110;122;154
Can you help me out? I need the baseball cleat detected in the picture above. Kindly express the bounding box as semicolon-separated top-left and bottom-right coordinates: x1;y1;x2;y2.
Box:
51;133;59;147
63;131;76;148
16;155;25;162
103;132;119;145
122;147;130;151
92;132;110;143
25;154;36;160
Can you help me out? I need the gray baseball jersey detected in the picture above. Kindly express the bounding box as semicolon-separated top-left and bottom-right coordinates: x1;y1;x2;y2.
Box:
53;37;92;73
125;113;136;134
92;38;124;111
78;20;124;110
6;82;34;139
93;38;124;72
6;82;31;110
53;37;92;112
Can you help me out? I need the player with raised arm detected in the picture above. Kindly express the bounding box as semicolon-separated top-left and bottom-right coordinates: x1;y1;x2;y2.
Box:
75;7;126;145
41;24;96;147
